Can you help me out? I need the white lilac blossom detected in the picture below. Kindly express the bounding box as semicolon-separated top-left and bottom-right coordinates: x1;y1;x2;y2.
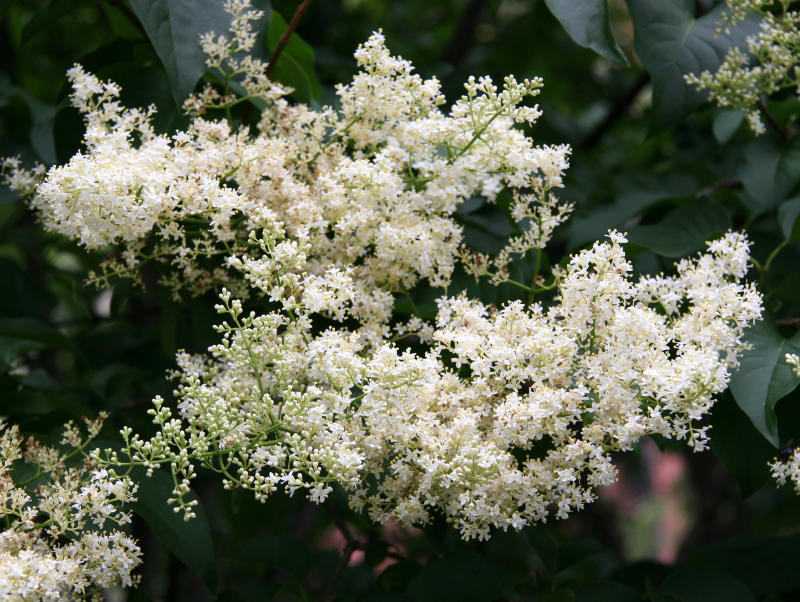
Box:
4;0;566;327
685;1;800;134
3;0;766;547
0;417;141;599
96;231;762;541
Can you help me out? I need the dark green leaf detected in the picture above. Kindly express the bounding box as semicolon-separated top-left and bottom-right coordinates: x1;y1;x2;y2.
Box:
626;199;730;257
132;467;217;590
729;320;800;447
773;272;800;308
566;173;698;249
130;0;269;103
380;560;423;592
22;0;99;44
777;196;800;239
739;137;800;209
0;317;71;350
712;108;744;145
543;0;627;65
627;0;760;132
687;534;800;596
574;581;638;602
488;0;503;14
24;95;61;165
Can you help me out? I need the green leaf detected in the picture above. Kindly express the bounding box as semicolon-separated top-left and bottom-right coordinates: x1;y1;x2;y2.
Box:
729;320;800;448
712;108;744;145
23;95;62;166
626;199;731;257
626;0;760;132
778;196;800;240
543;0;627;65
739;137;800;209
0;79;62;165
266;9;322;103
488;0;503;14
0;317;72;350
130;0;269;103
566;173;698;249
132;467;217;590
379;560;423;592
773;272;800;308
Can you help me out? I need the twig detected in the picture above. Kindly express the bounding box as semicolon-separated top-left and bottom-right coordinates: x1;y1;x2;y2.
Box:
697;176;742;197
777;317;800;328
265;0;313;78
321;504;363;599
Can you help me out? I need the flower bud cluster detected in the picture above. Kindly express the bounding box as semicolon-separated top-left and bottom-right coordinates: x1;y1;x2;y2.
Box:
685;2;800;135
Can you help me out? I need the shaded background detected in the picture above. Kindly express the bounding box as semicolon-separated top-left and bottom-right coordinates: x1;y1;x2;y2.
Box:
2;1;800;600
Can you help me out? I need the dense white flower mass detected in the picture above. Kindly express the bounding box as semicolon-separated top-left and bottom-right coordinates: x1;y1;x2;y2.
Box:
5;0;565;324
2;0;768;566
0;417;141;599
96;230;761;540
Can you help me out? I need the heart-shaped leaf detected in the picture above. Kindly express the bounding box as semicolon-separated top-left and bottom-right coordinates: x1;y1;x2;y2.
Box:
627;0;760;132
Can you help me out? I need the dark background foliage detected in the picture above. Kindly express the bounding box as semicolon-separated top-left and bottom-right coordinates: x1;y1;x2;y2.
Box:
2;0;800;600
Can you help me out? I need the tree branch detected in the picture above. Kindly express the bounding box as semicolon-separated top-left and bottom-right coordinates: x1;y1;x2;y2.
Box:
697;175;742;197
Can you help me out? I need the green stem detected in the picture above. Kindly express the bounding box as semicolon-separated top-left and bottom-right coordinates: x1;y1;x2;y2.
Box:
506;279;532;292
763;237;791;273
528;248;542;304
